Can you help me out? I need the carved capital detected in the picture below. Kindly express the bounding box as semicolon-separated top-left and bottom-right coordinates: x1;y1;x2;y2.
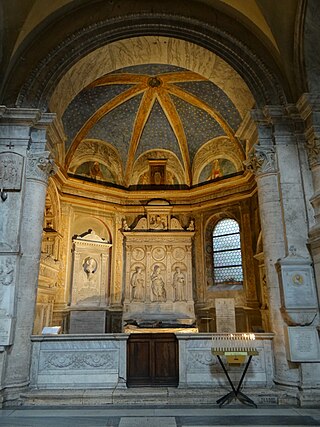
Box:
305;137;320;168
244;145;277;176
26;151;57;182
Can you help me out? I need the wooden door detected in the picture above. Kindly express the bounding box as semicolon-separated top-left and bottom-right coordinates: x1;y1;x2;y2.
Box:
127;333;178;387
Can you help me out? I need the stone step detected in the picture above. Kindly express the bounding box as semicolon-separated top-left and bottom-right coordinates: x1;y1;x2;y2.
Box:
11;387;300;408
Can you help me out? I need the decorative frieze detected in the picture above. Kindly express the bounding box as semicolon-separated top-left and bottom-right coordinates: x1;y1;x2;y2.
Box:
39;351;117;371
31;335;128;389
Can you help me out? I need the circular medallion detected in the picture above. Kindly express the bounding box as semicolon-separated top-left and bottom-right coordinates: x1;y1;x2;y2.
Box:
291;273;304;286
132;247;145;261
173;247;185;261
152;247;166;261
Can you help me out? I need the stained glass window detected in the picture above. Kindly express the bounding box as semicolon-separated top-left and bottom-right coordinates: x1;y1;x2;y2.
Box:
212;219;243;285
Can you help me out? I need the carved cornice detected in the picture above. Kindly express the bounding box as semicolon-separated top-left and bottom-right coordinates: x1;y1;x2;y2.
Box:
244;145;277;176
26;151;57;182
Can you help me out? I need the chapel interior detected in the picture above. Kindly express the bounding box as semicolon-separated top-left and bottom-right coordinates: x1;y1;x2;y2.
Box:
1;0;320;406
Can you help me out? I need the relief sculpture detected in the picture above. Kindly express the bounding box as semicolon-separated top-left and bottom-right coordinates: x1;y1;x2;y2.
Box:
0;153;23;190
0;258;14;287
172;266;187;301
83;257;97;281
130;266;145;301
150;265;166;302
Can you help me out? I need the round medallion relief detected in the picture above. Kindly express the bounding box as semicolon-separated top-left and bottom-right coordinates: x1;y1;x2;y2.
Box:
132;247;145;261
173;247;185;261
152;247;166;261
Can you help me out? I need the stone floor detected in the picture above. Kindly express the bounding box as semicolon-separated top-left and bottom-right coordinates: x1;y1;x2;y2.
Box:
0;405;319;426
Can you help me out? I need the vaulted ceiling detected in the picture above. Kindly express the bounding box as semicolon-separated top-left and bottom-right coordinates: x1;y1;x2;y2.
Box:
63;63;245;186
1;0;314;189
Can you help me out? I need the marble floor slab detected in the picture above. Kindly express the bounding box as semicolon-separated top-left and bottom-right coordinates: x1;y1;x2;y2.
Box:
0;406;319;426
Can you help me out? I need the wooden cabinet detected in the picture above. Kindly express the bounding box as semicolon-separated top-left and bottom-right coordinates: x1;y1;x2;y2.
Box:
127;333;178;387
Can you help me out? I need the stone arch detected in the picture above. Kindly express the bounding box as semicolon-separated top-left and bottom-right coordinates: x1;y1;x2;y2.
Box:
193;136;244;184
3;13;289;111
131;149;185;186
68;139;124;185
72;216;112;244
44;178;61;232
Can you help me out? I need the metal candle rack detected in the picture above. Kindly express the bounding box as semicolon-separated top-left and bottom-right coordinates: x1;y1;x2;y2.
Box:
211;333;258;407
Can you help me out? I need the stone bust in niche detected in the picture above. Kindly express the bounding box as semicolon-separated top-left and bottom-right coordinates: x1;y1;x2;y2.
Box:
83;257;97;281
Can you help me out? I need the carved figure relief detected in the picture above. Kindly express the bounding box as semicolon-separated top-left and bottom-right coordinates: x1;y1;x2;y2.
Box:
150;215;167;230
187;219;195;231
83;257;98;281
130;266;145;301
123;199;196;322
150;265;166;302
122;218;131;231
0;258;14;287
172;266;187;301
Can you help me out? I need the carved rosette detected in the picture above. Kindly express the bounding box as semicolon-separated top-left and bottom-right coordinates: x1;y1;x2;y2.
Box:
244;145;277;176
305;137;320;168
26;151;57;182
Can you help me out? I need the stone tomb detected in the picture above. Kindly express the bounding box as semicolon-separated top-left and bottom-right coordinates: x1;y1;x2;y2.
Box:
122;200;195;328
69;230;111;333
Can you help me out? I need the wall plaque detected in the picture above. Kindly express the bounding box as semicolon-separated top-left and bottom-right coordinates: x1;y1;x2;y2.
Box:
0;317;13;346
69;310;106;334
0;152;23;190
280;266;317;309
215;298;236;333
285;326;320;362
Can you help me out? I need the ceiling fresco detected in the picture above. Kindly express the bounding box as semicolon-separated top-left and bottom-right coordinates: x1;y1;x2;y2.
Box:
63;63;244;187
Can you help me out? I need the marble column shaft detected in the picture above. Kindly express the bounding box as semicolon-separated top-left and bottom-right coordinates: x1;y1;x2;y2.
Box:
240;109;300;386
0;108;56;389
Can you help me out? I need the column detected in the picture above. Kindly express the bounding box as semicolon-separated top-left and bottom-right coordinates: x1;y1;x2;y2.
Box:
264;106;310;258
0;107;56;390
240;109;300;387
297;94;320;298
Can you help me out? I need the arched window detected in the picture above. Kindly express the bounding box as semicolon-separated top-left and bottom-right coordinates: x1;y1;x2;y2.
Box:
212;218;243;285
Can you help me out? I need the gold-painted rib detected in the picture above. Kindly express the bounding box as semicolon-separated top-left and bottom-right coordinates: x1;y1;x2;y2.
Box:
87;73;149;88
164;83;240;147
125;88;157;184
66;83;147;167
156;90;191;185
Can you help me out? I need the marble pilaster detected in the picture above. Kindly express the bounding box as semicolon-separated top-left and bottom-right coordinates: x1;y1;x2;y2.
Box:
240;203;259;306
297;94;320;300
0;107;56;389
